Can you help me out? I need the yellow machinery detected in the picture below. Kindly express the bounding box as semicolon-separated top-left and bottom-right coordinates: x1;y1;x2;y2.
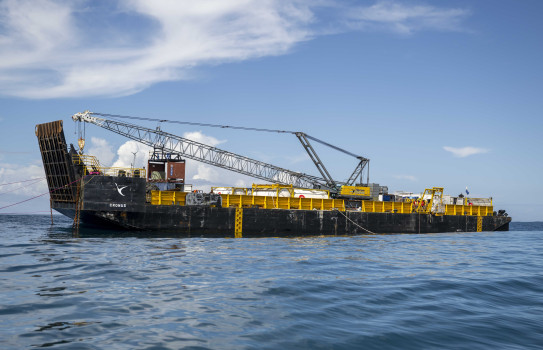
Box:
339;185;371;198
413;187;444;215
252;184;294;197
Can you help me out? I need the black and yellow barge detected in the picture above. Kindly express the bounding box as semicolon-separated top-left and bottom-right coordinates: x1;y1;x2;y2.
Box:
36;120;511;236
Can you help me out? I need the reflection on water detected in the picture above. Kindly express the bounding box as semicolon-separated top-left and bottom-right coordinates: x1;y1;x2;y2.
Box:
0;215;542;349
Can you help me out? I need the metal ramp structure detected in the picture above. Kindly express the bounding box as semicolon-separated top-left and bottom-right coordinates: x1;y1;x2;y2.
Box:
35;120;78;203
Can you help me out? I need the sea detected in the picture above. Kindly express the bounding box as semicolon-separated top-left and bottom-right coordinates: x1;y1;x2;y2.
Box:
0;215;542;350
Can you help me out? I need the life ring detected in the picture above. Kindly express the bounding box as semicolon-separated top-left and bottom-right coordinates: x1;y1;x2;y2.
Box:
299;195;305;198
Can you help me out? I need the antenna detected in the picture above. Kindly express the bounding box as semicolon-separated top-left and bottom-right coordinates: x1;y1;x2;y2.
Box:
131;150;138;169
130;143;141;169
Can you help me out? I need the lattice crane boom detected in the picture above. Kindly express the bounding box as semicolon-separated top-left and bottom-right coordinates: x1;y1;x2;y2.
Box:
72;111;330;190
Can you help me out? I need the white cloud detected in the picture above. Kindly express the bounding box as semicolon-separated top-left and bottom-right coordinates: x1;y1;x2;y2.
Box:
87;137;116;166
443;146;489;158
0;162;48;197
179;131;223;182
192;163;220;182
0;0;471;98
111;140;152;168
347;0;470;35
0;0;314;98
182;131;224;147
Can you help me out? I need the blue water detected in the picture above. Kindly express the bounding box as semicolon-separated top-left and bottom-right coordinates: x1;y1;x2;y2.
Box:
0;215;542;349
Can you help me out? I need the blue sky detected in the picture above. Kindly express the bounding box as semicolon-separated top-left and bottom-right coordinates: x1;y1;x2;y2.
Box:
0;0;541;221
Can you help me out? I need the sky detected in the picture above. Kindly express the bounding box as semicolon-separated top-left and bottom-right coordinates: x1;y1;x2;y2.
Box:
0;0;541;221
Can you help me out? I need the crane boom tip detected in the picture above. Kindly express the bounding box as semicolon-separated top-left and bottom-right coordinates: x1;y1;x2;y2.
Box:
72;110;94;122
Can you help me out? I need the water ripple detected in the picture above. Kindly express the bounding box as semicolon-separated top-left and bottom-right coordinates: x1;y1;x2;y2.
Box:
0;216;542;349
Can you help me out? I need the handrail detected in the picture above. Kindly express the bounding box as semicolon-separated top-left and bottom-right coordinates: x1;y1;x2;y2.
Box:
72;154;145;178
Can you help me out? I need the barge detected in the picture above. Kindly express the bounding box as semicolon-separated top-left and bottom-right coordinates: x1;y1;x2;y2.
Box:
36;119;511;236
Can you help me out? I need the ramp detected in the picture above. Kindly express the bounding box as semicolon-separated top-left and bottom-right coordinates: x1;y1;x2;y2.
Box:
35;120;77;202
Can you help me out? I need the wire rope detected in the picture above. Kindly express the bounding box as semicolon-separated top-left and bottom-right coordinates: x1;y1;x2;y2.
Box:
91;112;364;159
0;177;46;187
92;112;294;134
0;178;83;211
0;178;45;195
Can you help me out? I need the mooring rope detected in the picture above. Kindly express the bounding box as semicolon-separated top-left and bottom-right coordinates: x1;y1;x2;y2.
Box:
0;178;45;195
0;177;46;187
334;209;376;235
0;177;83;211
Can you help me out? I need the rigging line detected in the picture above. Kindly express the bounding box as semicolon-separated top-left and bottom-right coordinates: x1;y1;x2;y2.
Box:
91;112;295;134
0;177;46;187
89;111;368;162
0;177;83;211
334;209;376;234
1;211;53;215
304;134;365;159
0;178;45;195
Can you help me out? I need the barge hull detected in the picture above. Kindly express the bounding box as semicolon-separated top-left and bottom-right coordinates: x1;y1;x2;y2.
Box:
54;201;511;237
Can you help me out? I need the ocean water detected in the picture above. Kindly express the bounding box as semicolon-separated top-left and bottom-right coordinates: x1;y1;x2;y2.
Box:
0;215;542;349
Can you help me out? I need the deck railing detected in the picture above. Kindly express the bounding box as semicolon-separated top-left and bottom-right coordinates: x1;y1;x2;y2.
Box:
72;154;146;178
150;191;494;216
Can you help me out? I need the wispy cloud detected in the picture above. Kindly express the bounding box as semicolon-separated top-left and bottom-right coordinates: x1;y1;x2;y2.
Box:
0;0;471;99
443;146;489;158
347;0;470;35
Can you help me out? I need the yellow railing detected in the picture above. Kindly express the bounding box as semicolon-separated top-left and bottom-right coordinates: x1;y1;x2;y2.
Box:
88;166;146;178
149;191;493;216
72;154;146;178
360;201;413;214
73;154;101;167
221;194;346;211
444;204;493;216
150;191;187;206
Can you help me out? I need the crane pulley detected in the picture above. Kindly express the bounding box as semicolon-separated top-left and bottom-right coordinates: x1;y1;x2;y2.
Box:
72;111;370;194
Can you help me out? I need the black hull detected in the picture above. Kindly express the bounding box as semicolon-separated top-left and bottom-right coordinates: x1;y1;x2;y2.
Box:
53;201;511;237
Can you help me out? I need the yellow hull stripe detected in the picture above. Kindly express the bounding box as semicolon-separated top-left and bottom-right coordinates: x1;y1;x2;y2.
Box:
235;208;243;238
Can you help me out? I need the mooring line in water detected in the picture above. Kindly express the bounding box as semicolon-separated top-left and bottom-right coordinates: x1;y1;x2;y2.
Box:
334;209;376;234
0;177;83;211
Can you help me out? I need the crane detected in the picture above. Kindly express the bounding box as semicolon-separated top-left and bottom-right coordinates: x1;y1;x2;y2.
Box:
71;111;369;194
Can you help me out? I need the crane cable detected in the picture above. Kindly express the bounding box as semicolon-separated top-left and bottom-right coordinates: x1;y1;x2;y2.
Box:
91;112;366;159
92;112;293;134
